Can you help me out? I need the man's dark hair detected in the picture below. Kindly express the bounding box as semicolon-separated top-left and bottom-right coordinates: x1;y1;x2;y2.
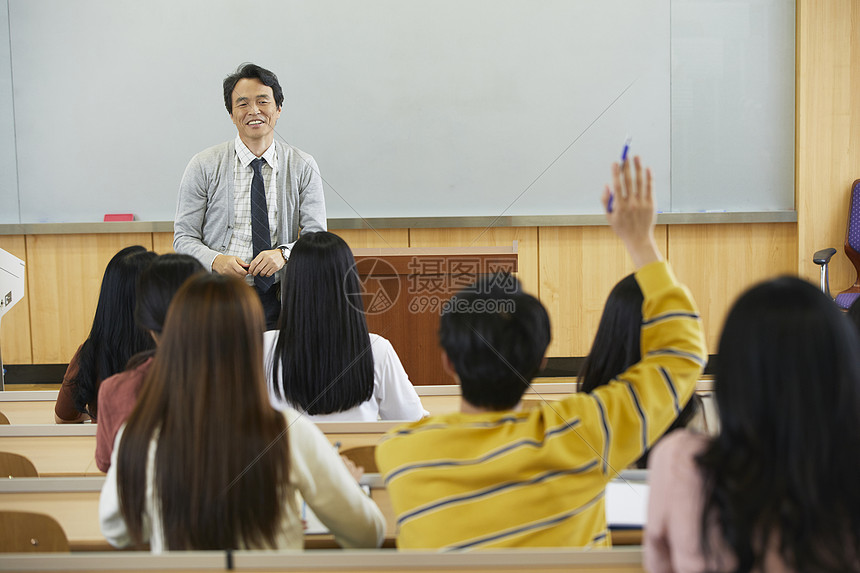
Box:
223;63;284;113
438;274;551;410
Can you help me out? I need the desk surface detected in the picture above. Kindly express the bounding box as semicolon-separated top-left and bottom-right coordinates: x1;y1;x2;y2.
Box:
0;380;714;425
0;475;645;552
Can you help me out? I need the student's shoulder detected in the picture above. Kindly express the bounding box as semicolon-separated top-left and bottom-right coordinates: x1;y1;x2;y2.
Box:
380;413;459;441
368;333;395;356
650;429;709;475
97;357;151;400
276;404;325;444
377;414;454;467
263;329;280;347
537;391;606;422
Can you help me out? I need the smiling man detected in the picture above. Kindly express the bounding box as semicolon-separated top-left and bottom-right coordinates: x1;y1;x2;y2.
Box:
174;63;327;328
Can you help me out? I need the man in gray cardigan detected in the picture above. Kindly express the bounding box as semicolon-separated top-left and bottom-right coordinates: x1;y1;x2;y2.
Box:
174;64;327;328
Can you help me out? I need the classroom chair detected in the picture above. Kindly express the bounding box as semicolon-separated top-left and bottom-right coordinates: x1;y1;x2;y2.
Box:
813;178;860;309
0;511;69;552
0;451;39;478
0;412;9;425
340;445;378;473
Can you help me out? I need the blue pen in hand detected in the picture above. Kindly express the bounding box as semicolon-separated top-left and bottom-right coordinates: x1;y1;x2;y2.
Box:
607;136;631;213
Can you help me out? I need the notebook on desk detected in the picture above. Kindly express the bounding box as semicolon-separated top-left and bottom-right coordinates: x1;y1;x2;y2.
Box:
606;477;649;529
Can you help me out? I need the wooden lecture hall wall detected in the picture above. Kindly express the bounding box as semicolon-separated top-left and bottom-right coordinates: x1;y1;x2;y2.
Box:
0;0;857;370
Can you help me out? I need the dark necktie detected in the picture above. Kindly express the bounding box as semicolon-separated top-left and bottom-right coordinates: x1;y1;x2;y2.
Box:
250;158;275;293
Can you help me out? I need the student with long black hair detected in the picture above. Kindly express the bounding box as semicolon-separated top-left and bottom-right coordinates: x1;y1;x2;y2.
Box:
645;278;860;572
265;231;425;421
100;274;384;550
95;254;204;472
55;245;157;423
579;273;703;468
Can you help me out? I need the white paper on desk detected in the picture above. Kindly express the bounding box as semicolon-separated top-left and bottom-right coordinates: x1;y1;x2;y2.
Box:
301;485;371;535
605;480;649;528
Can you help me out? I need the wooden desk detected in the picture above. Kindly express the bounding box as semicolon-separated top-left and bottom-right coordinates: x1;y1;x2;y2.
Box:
0;476;396;552
0;547;646;572
0;380;714;422
0;425;101;476
0;475;644;553
0;390;58;424
0;422;399;477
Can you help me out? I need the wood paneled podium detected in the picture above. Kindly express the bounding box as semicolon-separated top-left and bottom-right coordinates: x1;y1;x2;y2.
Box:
351;245;518;386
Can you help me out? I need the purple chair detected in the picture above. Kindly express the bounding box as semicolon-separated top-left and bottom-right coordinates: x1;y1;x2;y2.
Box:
813;179;860;310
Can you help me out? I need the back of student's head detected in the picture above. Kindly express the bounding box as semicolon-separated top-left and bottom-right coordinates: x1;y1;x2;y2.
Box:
698;276;860;572
118;274;288;550
134;254;205;335
74;245;157;419
274;231;373;415
578;274;643;393
439;274;551;410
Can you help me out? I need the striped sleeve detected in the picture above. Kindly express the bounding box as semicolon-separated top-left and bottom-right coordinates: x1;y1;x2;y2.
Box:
590;260;706;474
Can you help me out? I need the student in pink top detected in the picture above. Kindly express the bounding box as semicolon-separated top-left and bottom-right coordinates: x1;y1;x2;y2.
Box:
645;277;860;573
95;254;204;472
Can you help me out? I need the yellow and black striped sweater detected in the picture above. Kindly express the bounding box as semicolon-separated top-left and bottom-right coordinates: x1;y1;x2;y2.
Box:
376;261;707;550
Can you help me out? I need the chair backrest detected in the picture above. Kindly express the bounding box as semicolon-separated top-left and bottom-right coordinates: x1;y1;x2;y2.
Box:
0;411;9;425
0;451;39;478
340;445;378;473
0;511;70;552
845;179;860;257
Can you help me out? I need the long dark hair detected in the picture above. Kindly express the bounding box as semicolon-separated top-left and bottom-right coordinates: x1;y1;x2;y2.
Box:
578;275;644;393
579;274;699;468
697;277;860;572
134;254;205;335
72;245;157;419
117;274;289;549
272;231;373;415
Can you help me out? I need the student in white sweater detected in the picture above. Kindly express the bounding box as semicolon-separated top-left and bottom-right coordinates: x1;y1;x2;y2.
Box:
99;274;384;551
265;231;426;422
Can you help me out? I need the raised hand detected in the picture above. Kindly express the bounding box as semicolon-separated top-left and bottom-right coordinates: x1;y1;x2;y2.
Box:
601;156;662;268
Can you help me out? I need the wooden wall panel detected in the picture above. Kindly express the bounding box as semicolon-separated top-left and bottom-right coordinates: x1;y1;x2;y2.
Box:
152;232;174;254
539;226;668;357
331;228;410;249
667;223;798;351
26;233;154;364
155;229;410;260
408;227;538;295
796;0;860;289
0;235;32;364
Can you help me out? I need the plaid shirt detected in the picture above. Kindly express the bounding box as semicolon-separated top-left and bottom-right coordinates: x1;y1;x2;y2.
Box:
228;136;280;284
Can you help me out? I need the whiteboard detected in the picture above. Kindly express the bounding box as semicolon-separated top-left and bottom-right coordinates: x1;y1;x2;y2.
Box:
0;0;18;224
0;0;793;224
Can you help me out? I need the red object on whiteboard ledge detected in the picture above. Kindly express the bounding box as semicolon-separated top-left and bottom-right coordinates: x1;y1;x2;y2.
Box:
103;214;134;222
